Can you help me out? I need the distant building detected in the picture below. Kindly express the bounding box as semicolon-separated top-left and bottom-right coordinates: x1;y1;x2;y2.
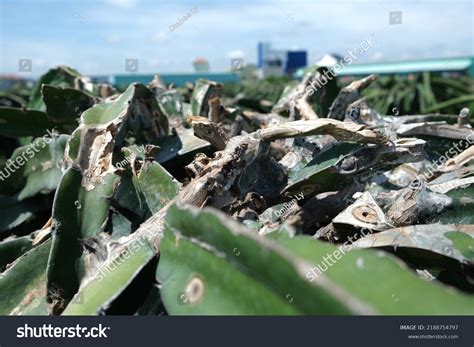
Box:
0;75;34;91
237;63;260;81
90;75;112;84
257;42;307;77
193;58;210;73
315;53;343;68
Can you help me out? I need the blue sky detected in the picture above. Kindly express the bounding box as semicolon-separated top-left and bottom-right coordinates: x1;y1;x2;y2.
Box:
0;0;472;76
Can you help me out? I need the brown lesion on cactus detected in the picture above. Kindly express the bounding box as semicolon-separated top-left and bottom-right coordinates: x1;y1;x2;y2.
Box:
10;286;47;315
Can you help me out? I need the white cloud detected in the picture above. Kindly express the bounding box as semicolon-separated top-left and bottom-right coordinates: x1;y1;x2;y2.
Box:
150;31;170;42
227;50;245;59
81;62;100;74
103;0;138;8
371;52;385;61
104;34;121;44
146;58;170;68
